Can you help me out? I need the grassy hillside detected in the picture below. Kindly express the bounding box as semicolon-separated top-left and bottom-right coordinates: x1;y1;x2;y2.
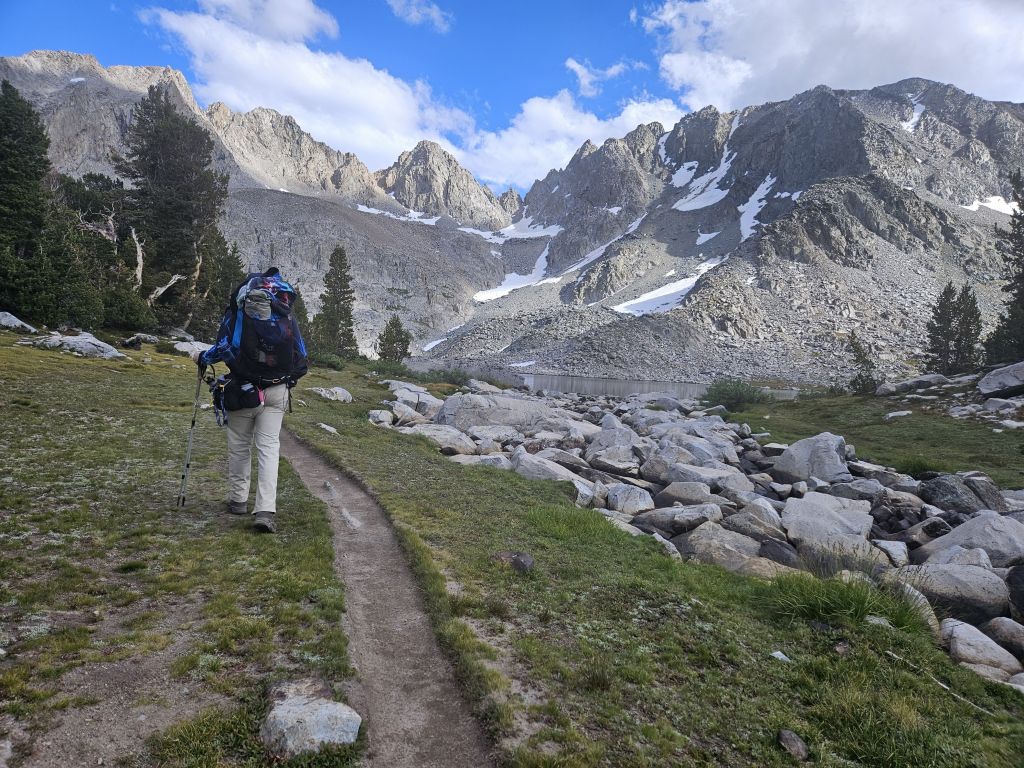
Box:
288;364;1024;767
732;395;1024;488
3;335;1023;766
0;336;359;766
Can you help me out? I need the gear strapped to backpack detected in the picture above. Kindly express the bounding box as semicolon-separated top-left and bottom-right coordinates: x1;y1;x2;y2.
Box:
204;267;309;415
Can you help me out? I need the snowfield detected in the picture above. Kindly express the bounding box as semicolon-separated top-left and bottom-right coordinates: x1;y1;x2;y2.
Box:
612;253;730;316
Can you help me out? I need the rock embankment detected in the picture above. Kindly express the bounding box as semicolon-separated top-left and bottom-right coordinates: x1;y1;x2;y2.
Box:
368;377;1024;694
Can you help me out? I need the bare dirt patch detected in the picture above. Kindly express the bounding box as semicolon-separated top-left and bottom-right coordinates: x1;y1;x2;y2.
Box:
16;602;228;767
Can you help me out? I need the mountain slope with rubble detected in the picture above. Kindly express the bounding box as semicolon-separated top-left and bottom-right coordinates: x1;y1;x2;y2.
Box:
2;50;1021;382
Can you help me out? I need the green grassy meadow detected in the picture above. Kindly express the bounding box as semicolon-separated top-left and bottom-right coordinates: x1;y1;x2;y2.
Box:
0;335;358;767
287;363;1024;767
2;333;1024;767
732;395;1024;488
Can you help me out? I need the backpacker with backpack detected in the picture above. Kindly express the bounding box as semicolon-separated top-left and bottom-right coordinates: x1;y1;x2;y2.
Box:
203;267;308;415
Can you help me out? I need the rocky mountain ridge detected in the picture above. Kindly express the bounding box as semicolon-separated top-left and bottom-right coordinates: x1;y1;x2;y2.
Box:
2;49;1022;383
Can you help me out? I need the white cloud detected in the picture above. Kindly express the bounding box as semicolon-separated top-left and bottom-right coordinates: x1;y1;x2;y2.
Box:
385;0;451;33
564;58;634;98
642;0;1024;110
147;5;468;171
459;90;683;188
196;0;337;41
146;1;684;189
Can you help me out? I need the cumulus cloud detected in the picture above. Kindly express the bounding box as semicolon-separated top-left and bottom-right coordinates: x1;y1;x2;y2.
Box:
642;0;1024;110
461;90;683;188
146;5;469;171
385;0;451;33
195;0;337;41
564;58;636;98
146;1;684;189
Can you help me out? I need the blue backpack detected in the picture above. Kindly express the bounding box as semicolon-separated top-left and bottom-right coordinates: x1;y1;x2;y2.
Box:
209;267;309;386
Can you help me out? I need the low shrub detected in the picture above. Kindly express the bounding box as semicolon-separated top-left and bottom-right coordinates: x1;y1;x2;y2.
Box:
701;378;770;411
154;340;185;356
890;454;952;479
368;359;410;378
309;351;346;371
417;368;471;386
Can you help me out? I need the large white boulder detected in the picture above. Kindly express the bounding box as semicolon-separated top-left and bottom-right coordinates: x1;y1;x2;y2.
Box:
912;514;1024;568
309;386;353;403
173;340;212;356
449;454;513;471
772;432;853;484
672;522;796;578
781;492;873;546
895;564;1010;624
0;311;36;333
33;332;126;359
978;361;1024;398
399;424;476;455
942;619;1023;675
633;504;723;536
391;386;444;418
605;484;655;515
510;446;593;505
436;393;558;432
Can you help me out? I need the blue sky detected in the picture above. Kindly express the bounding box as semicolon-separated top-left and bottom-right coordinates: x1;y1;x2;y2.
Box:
3;1;1024;189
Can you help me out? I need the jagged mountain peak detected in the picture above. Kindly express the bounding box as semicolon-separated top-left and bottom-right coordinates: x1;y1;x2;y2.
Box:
498;188;524;221
375;139;510;230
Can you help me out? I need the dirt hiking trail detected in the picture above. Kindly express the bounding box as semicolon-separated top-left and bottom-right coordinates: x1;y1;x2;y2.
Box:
280;430;493;768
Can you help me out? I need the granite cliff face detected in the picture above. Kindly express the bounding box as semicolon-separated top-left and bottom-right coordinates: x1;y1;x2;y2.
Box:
3;49;1022;384
374;141;511;230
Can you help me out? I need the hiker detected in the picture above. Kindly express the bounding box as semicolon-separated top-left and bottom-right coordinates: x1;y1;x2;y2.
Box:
190;267;308;533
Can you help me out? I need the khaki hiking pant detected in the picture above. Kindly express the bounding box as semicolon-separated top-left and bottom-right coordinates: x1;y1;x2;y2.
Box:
226;383;288;514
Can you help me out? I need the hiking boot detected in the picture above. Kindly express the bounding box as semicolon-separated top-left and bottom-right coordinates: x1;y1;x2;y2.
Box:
253;510;277;534
226;500;249;516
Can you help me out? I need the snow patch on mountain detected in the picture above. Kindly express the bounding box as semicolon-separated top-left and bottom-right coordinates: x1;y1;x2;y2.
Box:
962;196;1019;215
737;174;777;240
473;245;551;303
670;161;698;188
562;214;647;276
670;117;741;213
695;230;719;245
901;93;926;133
611;253;731;316
422;337;447;351
460;216;564;244
356;204;440;226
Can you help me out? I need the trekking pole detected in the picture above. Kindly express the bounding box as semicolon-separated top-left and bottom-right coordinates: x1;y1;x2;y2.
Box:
176;366;204;507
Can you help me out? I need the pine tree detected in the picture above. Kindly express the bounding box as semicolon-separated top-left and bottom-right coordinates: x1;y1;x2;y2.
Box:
291;283;310;334
950;284;983;372
376;314;412;363
985;170;1024;363
0;80;50;256
926;282;958;373
113;85;228;326
847;332;879;394
190;234;246;339
310;244;358;358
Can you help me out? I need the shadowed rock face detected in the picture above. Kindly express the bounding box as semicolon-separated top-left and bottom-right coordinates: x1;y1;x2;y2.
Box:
5;50;1023;382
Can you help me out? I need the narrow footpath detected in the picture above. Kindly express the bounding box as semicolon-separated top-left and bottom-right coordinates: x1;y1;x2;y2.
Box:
279;430;493;768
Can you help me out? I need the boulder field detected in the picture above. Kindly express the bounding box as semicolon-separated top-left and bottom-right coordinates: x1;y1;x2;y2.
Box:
367;377;1024;693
